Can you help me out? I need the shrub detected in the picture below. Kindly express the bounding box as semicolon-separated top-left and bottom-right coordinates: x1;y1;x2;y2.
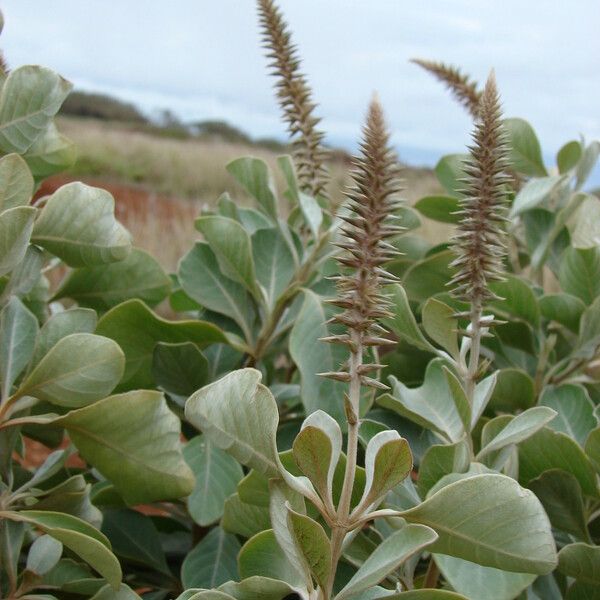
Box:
1;3;599;600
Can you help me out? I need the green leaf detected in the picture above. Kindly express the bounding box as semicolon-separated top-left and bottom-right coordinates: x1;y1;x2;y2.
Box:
487;368;535;413
0;206;36;277
470;373;498;430
292;411;341;506
31;308;97;369
222;493;271;538
55;248;170;311
477;406;556;460
418;440;470;497
152;342;209;398
518;428;598;496
434;555;535;600
378;359;465;442
227;157;277;219
238;529;305;589
3;244;43;299
24;122;76;178
178;242;255;343
0;510;121;588
26;535;63;575
488;275;540;327
88;583;142;600
181;527;240;589
586;427;600;473
101;509;169;575
17;333;124;407
400;474;557;574
414;195;460;223
504;118;547;177
539;293;585;333
0;153;33;210
384;284;435;353
359;430;412;508
96;299;225;391
509;175;564;217
184;435;243;526
402;250;455;303
32;183;131;267
218;577;300;600
435;154;468;197
337;524;438;600
185;368;280;477
568;194;600;249
558;543;600;585
0;66;72;153
576;140;600;188
286;508;330;590
529;470;590;542
289;290;349;426
422;298;459;358
559;247;600;305
54;390;194;504
0;296;38;399
384;592;468;600
540;384;597;446
251;227;295;309
196;216;260;300
557;140;583;173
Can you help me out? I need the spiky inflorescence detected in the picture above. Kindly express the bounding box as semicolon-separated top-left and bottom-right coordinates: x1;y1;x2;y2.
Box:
257;0;329;202
450;72;510;306
412;58;482;119
320;96;402;388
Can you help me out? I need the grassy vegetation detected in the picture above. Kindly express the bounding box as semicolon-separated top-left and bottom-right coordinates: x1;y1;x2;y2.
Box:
55;115;443;271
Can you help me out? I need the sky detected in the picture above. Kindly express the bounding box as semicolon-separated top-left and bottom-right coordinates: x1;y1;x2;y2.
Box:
1;1;599;176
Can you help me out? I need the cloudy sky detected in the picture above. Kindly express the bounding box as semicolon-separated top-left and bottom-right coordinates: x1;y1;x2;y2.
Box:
1;1;599;173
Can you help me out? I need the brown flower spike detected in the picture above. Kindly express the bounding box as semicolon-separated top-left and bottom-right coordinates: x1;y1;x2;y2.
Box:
257;0;329;202
320;95;402;391
450;71;510;308
412;58;482;119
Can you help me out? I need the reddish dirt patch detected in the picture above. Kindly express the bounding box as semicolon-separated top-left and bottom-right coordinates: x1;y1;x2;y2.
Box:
36;175;198;223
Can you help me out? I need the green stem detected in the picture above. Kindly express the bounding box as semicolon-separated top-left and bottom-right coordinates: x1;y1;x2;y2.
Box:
324;330;362;598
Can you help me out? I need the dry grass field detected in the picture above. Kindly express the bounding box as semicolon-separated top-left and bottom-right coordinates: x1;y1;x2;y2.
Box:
55;116;445;271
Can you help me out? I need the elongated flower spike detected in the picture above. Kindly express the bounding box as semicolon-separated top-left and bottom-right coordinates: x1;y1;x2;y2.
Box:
450;71;510;310
412;58;482;119
257;0;329;202
320;95;402;390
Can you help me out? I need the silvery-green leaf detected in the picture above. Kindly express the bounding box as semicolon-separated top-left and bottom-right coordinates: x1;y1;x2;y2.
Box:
0;296;38;399
477;406;557;460
17;333;124;407
227;157;277;219
24;122;76;178
31;308;97;369
0;66;71;153
54;248;170;311
434;555;535;600
540;384;597;446
54;390;194;504
509;175;565;217
400;474;557;574
32;182;131;267
0;206;36;277
181;526;240;589
336;524;438;600
196;215;261;301
0;153;33;210
558;543;600;585
184;435;243;526
185;368;280;477
26;535;63;576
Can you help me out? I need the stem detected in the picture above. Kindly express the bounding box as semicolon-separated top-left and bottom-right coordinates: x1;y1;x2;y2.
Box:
324;330;362;598
462;299;482;458
423;557;440;588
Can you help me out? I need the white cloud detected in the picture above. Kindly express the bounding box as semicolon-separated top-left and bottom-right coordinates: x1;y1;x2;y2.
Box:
1;0;598;180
